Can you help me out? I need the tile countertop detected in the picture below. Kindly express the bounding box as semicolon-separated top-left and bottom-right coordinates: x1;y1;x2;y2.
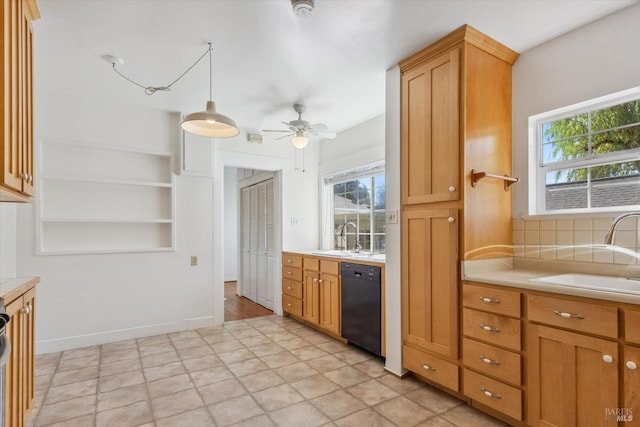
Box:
288;250;385;265
0;277;40;303
462;257;640;305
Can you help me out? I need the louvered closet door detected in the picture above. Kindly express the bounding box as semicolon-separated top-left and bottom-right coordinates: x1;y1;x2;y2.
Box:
240;178;275;310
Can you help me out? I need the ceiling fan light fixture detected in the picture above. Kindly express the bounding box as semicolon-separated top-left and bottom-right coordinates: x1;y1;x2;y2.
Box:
292;132;309;149
181;101;239;138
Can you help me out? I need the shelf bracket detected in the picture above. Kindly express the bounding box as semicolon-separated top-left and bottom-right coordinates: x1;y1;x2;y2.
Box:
471;169;520;192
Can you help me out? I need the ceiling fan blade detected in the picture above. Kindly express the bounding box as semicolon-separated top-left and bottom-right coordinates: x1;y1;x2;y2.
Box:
319;131;337;139
275;133;295;141
309;123;328;132
262;129;291;133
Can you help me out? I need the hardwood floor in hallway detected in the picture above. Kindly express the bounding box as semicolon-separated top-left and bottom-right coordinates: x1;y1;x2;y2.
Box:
224;281;273;321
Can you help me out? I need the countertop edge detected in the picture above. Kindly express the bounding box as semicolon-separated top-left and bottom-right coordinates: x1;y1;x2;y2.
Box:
283;250;386;266
463;269;640;306
0;277;40;303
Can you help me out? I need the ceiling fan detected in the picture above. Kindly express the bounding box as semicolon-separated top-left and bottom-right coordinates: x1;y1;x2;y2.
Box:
262;104;336;149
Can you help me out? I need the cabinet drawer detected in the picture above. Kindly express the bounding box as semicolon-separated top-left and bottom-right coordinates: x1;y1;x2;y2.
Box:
463;308;521;351
463;369;522;421
463;283;521;317
282;295;303;317
303;258;319;271
282;266;302;282
463;338;521;385
625;309;640;344
527;294;618;338
282;278;303;299
282;254;303;269
403;345;459;392
320;259;339;276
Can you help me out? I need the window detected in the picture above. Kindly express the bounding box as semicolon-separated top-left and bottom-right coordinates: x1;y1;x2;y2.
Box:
324;164;385;253
529;87;640;215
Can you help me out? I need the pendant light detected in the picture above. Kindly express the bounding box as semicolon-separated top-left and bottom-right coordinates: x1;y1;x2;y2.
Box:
181;44;239;138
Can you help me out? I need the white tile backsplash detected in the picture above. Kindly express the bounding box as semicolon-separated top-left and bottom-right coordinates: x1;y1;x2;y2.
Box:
514;216;640;265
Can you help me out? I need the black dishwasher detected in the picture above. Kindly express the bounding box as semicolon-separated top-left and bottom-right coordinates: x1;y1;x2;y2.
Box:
341;262;382;358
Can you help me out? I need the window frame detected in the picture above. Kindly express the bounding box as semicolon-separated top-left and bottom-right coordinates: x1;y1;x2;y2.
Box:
321;162;385;254
528;86;640;215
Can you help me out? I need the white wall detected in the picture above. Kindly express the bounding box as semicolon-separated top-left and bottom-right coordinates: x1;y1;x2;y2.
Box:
20;85;321;353
223;167;238;282
512;3;640;218
384;66;402;376
0;204;17;278
320;114;385;168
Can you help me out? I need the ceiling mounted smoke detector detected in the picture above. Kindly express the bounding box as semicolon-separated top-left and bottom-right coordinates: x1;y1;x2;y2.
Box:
291;0;314;16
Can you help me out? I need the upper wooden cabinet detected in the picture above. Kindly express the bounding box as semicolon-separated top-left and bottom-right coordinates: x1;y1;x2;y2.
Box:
401;47;460;205
1;0;39;202
399;24;518;259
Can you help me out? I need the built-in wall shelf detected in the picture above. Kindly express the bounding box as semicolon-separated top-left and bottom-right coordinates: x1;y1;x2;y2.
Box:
37;141;175;255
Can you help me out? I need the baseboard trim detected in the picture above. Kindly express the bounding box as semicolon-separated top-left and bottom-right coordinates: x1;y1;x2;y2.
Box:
36;316;218;354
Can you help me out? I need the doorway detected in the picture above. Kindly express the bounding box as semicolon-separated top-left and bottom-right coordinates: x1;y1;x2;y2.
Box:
223;167;278;322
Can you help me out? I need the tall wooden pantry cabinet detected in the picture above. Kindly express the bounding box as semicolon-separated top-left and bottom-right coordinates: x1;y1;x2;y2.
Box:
400;25;518;393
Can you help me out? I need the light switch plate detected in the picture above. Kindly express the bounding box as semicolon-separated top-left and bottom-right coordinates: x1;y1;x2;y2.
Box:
386;209;398;224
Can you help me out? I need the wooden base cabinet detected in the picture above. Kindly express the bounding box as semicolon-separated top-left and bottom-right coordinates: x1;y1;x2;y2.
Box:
4;280;37;427
528;324;619;427
302;258;340;335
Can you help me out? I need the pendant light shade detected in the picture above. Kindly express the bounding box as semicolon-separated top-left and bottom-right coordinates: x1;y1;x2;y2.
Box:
181;44;239;138
181;101;239;137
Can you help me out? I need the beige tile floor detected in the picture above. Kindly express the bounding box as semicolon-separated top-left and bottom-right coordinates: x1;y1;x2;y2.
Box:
29;315;509;427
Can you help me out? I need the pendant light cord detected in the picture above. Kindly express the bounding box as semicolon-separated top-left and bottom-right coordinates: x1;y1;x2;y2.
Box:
109;44;213;96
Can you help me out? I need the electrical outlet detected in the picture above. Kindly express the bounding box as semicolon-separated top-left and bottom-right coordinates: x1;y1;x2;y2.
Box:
386;209;398;224
190;256;198;266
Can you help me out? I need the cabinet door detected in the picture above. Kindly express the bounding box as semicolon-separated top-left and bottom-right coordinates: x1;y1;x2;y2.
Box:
22;287;35;419
2;0;24;193
528;324;618;427
5;296;24;427
19;0;35;196
402;208;458;359
318;273;340;335
302;270;319;324
624;345;640;421
401;48;460;205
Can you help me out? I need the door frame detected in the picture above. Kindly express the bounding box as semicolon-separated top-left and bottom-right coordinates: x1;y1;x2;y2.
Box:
213;150;285;325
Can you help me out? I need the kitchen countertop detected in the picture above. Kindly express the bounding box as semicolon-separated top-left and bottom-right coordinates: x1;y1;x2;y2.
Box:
463;257;640;305
0;277;40;304
286;250;385;265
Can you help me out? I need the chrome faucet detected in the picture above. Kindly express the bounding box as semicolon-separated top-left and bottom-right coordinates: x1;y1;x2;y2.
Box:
604;212;640;245
338;221;361;253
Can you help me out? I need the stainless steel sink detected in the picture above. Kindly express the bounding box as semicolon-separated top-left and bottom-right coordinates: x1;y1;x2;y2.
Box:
529;273;640;295
310;250;385;262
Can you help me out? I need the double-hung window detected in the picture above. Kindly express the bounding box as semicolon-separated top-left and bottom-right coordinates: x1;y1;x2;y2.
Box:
529;87;640;215
323;164;385;253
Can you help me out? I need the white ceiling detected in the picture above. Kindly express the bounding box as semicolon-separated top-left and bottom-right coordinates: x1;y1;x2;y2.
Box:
35;0;637;141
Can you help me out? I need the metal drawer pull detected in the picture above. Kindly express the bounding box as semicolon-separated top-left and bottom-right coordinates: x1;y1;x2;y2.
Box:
287;271;292;275
553;310;584;319
287;286;293;290
480;387;502;399
421;364;436;371
626;361;637;370
480;324;501;333
287;259;292;263
287;303;293;307
602;354;614;364
480;296;500;304
479;355;501;366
